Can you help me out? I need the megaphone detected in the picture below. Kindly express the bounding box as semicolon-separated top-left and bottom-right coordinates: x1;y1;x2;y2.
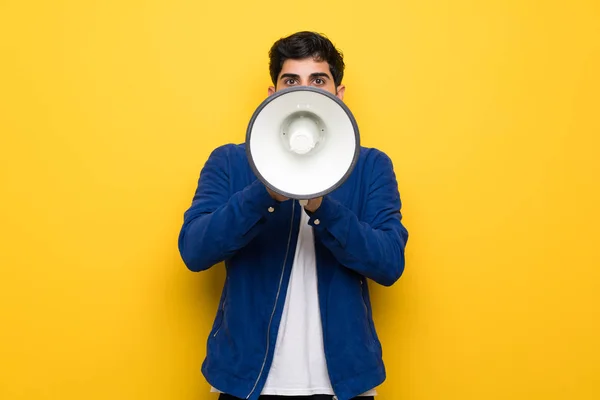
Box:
246;86;360;205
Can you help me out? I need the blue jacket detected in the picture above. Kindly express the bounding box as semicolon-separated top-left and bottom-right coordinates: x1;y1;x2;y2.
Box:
178;143;408;400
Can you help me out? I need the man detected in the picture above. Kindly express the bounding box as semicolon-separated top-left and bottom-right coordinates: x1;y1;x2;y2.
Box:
178;31;409;400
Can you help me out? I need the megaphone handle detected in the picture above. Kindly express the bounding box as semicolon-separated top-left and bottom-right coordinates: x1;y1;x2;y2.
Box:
298;199;308;206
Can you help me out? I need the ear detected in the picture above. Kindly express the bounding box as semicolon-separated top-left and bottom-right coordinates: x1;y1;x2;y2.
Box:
268;86;276;96
335;84;346;101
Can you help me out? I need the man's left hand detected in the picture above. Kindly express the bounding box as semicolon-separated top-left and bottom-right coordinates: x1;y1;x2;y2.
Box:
303;197;322;213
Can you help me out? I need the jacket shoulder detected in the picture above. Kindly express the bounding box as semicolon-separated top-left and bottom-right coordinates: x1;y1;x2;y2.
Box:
203;143;248;169
208;142;246;159
358;146;394;168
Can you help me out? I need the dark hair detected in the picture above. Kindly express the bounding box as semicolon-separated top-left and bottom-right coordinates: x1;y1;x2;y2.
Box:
269;31;345;87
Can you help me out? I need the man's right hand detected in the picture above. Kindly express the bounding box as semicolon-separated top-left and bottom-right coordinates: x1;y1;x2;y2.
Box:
266;186;289;203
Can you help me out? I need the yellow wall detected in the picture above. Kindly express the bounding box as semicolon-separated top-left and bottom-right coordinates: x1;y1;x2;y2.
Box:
1;1;599;399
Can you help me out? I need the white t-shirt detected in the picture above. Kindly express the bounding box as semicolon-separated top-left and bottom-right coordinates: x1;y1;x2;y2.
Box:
212;206;376;397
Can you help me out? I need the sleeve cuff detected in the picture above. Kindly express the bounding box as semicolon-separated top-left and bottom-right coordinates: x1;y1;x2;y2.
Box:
243;179;282;217
306;196;350;247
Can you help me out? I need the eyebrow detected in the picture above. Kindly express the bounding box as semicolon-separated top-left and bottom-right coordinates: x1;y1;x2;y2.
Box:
309;72;331;80
279;72;332;81
279;73;300;81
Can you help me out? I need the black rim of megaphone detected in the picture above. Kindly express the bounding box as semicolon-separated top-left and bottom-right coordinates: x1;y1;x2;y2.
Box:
245;86;360;200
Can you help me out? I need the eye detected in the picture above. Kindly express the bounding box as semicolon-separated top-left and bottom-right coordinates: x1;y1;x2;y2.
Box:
314;78;325;85
285;78;297;85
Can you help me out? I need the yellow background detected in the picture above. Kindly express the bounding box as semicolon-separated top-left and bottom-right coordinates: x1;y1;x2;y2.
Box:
1;0;599;399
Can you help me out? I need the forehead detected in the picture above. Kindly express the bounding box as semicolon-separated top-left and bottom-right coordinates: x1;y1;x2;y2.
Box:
278;58;332;78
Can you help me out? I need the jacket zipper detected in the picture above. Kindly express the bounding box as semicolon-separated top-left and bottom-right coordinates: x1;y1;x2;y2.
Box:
213;278;228;338
246;200;296;399
213;318;223;337
360;279;368;314
361;279;377;345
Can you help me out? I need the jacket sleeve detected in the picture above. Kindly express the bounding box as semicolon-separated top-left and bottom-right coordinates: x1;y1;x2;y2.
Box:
306;151;409;286
178;145;280;272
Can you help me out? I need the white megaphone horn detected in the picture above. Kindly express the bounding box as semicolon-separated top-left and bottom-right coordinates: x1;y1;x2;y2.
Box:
245;86;360;205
